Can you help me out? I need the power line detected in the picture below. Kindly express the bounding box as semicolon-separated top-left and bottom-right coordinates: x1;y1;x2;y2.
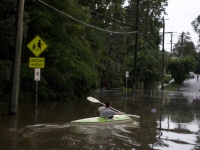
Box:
37;0;137;34
66;0;137;27
36;1;162;54
140;35;162;54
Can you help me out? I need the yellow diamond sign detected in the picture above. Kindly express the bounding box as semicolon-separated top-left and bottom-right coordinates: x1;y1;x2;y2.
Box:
27;35;48;57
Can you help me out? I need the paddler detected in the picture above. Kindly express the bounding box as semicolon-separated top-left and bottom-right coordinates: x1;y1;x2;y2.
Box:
98;101;125;119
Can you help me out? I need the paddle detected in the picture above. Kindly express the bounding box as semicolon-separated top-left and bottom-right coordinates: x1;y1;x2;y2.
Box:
87;96;140;119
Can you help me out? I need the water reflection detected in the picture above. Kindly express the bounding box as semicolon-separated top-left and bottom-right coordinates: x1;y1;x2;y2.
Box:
1;90;200;149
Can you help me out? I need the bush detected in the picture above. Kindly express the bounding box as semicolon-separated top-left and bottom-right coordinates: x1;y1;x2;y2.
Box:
0;60;12;94
164;74;172;83
166;56;195;84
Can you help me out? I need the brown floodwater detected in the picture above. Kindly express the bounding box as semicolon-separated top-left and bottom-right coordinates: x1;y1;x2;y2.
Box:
1;90;200;150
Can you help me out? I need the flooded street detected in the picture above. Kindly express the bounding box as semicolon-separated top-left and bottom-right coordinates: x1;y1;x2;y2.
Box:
1;78;200;150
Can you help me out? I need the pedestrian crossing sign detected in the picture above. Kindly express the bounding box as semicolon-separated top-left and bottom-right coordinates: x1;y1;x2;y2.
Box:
27;35;48;57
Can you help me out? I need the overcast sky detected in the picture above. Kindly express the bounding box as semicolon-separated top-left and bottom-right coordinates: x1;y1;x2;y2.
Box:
164;0;200;52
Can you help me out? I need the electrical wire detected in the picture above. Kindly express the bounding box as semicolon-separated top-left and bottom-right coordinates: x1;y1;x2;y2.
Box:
140;35;163;54
36;0;162;53
65;0;137;27
37;0;137;34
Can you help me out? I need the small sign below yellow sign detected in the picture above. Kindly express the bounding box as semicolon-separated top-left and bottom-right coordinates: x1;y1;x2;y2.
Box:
27;35;48;57
29;57;45;68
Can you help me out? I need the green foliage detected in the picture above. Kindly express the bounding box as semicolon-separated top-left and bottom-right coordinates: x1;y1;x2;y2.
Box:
192;15;200;35
173;32;196;57
138;50;162;88
0;0;169;99
166;56;195;84
192;15;200;50
122;0;167;89
0;1;16;60
164;74;172;84
0;60;12;94
24;0;99;99
124;48;162;88
194;52;200;74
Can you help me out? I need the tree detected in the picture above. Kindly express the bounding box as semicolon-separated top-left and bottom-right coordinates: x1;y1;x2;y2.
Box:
0;1;29;95
0;1;16;94
79;0;130;89
24;0;99;98
191;16;200;50
122;0;167;88
173;32;196;57
0;1;16;60
194;52;200;74
0;0;169;98
166;56;195;84
191;15;200;34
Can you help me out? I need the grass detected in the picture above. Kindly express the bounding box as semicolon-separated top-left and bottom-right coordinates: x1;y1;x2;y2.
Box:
164;82;181;91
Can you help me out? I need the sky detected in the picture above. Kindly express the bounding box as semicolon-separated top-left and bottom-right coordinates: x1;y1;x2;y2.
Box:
164;0;200;52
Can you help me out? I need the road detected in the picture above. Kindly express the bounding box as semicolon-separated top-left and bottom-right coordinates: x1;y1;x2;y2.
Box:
179;74;200;92
178;74;200;102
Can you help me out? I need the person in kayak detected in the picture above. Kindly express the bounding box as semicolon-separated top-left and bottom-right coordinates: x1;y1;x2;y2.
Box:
98;101;125;119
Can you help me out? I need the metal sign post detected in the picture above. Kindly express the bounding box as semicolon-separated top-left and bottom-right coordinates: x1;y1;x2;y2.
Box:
125;71;129;113
34;68;40;108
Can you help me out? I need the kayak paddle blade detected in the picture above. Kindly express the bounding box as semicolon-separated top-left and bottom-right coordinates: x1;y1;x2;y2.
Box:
87;96;101;103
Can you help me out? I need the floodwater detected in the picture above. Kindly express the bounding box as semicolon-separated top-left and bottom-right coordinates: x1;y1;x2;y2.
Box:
1;88;200;149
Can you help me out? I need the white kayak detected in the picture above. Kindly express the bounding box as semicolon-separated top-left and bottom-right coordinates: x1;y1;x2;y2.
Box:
70;115;133;125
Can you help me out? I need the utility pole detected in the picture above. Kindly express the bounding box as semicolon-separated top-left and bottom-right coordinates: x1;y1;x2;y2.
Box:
161;17;165;91
9;0;25;115
170;32;174;53
181;32;184;57
166;32;176;54
166;32;176;53
133;0;140;92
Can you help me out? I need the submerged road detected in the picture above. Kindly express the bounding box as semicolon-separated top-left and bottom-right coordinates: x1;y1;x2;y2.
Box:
178;74;200;102
179;74;200;93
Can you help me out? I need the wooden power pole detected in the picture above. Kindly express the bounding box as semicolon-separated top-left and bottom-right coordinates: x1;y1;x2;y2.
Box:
133;0;140;92
9;0;25;115
161;17;165;90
